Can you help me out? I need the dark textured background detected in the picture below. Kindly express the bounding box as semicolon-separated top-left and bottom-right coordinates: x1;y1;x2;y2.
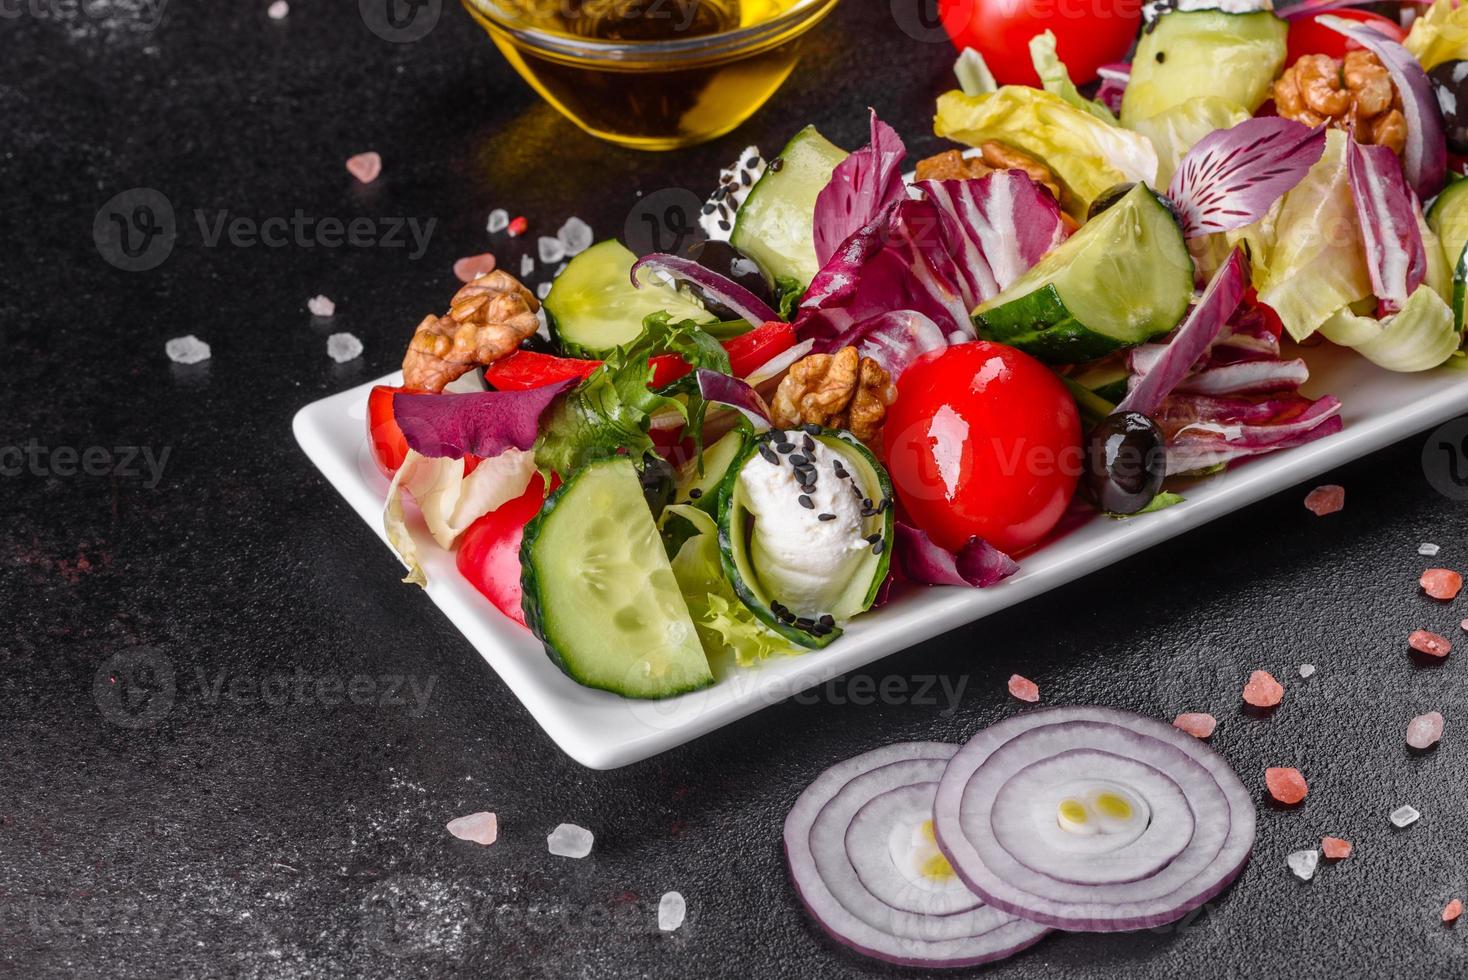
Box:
5;1;1468;977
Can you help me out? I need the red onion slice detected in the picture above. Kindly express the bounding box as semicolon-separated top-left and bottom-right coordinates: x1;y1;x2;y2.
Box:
785;743;1050;967
1316;15;1447;199
630;254;781;328
695;369;771;432
895;521;1020;589
933;707;1255;932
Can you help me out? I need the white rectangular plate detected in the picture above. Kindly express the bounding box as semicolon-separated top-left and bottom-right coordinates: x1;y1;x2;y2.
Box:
294;345;1468;768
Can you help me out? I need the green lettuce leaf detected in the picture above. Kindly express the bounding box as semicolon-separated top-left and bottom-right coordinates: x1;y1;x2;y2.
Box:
1318;285;1462;372
1406;0;1468;70
954;47;997;97
1029;31;1116;124
1128;96;1250;188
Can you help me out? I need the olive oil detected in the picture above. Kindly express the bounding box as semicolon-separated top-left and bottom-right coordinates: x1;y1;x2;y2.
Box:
465;0;826;151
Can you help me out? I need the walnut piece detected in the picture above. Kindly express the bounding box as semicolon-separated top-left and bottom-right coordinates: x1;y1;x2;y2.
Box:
914;142;1063;203
402;270;541;393
1273;51;1406;155
770;346;897;444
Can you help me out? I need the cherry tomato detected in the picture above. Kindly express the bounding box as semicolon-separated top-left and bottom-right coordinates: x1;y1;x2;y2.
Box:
1285;10;1405;65
884;342;1081;555
368;385;415;477
1241;288;1284;341
938;0;1142;87
456;473;552;628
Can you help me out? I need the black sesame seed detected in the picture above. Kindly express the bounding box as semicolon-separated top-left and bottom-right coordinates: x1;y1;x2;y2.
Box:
819;614;835;627
862;498;873;510
871;539;885;556
801;485;816;496
788;453;808;467
701;202;716;215
801;423;821;435
866;533;882;545
689;488;702;500
818;513;836;522
877;497;890;513
741;171;753;186
718;219;731;232
798;494;814;509
833;463;848;478
769;157;784;172
758;444;778;464
1155;50;1165;64
775;441;794;454
802;435;816;452
794;617;815;630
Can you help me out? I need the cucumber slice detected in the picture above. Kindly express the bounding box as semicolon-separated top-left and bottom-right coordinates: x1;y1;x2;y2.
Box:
1069;356;1131;404
717;429;893;649
974;184;1194;363
543;240;714;358
675;428;749;517
731;126;848;290
521;458;713;699
1428;178;1468;330
1121;10;1288;127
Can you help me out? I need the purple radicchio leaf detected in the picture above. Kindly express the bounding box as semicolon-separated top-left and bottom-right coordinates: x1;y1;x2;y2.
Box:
695;369;771;432
1162;395;1344;475
630;253;781;327
916;172;1069;303
812;109;909;269
1168;117;1327;239
895;521;1019;589
1095;62;1129;116
1317;15;1447;199
1117;248;1250;417
813;309;949;382
1346;137;1427;315
394;378;577;460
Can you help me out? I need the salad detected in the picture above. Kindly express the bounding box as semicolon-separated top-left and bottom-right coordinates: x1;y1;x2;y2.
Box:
367;0;1468;702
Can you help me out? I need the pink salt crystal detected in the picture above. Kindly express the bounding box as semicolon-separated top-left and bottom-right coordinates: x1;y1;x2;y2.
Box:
1242;670;1284;708
1409;630;1452;658
1421;568;1463;600
1303;484;1344;516
1265;767;1309;804
1007;674;1039;703
1173;712;1217;739
307;294;335;317
453;253;497;283
446;811;498;846
1445;900;1463;924
346;151;382;184
1321;836;1352;860
1406;711;1445;750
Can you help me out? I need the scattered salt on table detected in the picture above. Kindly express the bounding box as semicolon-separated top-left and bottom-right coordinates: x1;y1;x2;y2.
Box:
487;208;510;234
537;282;552;300
547;823;593;858
1420;542;1441;557
346;151;382;184
1409;630;1452;658
1321;836;1351;860
165;335;211;365
1265;767;1308;804
1303;485;1344;516
327;332;362;363
538;236;566;265
1298;663;1316;679
453;253;497;283
267;0;289;19
1287;849;1319;881
308;294;336;317
658;891;686;932
446;811;498;846
1007;674;1039;703
521;255;534;278
1445;899;1463;924
1172;713;1216;739
557;217;593;257
1421;568;1464;600
1406;711;1445;750
1390;805;1421;828
1242;670;1284;707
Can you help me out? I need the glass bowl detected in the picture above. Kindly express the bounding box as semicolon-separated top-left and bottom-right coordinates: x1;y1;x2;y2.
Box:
461;0;843;151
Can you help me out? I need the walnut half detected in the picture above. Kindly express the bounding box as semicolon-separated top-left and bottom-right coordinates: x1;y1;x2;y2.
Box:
402;270;541;393
770;346;897;444
915;142;1063;203
1273;51;1406;155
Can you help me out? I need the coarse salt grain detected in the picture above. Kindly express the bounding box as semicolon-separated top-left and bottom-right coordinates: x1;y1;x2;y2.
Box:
1390;804;1421;828
658;891;686;932
1406;710;1445;749
1321;836;1352;860
537;236;566;265
267;0;288;19
486;208;510;234
446;811;497;846
165;335;211;365
1265;767;1308;804
308;294;336;317
1421;568;1463;600
1287;849;1319;881
327;332;363;363
557;216;593;257
453;253;497;283
1007;674;1039;703
1420;542;1441;557
1243;670;1284;707
1304;484;1344;516
1445;899;1463;923
346;151;382;184
1298;663;1316;678
520;255;534;278
536;282;552;300
1173;713;1216;739
547;822;594;858
1409;629;1452;658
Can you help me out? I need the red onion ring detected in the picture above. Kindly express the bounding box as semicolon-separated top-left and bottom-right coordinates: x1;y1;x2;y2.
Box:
629;253;781;329
785;742;1050;967
932;707;1256;932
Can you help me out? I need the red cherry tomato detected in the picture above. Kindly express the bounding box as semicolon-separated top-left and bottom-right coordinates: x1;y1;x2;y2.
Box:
368;385;415;477
884;342;1081;555
482;351;602;392
1241;288;1285;340
1285;10;1405;64
456;473;552;627
938;0;1142;87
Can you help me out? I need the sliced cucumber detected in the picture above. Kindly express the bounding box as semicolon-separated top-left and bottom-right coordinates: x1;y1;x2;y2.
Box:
675;428;748;517
974;184;1194;363
1121;10;1288;127
1428;177;1468;330
731;126;848;290
544;240;714;358
521;457;713;699
1069;356;1131;404
717;429;892;649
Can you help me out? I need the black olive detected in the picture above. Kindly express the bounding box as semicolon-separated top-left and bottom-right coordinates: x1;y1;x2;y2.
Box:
681;239;776;320
637;452;676;519
1429;60;1468;156
1081;412;1167;515
1086;182;1185;232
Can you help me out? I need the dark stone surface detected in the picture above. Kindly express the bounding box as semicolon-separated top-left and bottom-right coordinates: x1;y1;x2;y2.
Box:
5;2;1468;977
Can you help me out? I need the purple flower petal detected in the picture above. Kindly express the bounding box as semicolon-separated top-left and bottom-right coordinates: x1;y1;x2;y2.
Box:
1168;117;1326;238
394;379;576;460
